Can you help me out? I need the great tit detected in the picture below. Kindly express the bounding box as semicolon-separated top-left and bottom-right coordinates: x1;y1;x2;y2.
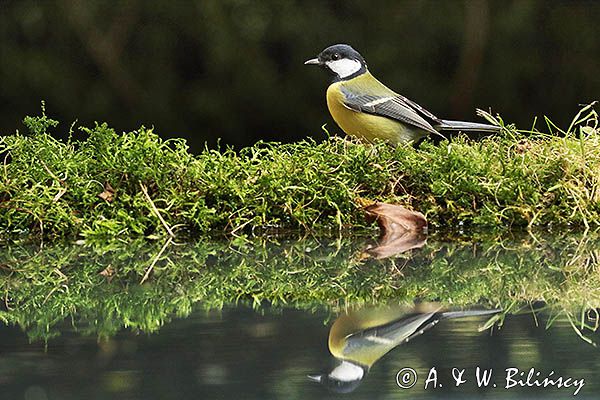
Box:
305;44;500;145
308;303;500;393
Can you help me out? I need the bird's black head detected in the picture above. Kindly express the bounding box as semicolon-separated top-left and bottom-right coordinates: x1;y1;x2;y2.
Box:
307;372;364;394
305;44;367;81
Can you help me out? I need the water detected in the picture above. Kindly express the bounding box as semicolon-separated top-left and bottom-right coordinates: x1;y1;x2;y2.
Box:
2;232;600;399
1;304;599;399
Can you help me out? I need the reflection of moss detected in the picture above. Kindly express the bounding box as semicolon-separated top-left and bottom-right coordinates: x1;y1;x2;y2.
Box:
1;105;599;239
1;232;600;341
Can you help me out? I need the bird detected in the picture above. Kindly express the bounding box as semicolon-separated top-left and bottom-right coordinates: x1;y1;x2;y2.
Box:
308;303;500;393
305;44;500;145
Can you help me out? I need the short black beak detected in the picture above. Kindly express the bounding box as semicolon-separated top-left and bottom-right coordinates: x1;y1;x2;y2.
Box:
304;58;321;66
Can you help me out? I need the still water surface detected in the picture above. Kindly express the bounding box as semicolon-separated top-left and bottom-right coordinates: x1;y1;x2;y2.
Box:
2;304;599;399
2;231;600;399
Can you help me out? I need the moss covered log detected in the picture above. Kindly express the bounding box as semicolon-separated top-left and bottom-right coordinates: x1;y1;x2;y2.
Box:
0;104;599;239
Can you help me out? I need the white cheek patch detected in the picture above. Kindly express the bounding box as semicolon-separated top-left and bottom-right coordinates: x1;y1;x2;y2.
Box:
326;59;362;78
328;361;365;382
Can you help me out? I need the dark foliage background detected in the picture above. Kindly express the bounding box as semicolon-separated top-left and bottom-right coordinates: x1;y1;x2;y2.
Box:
1;0;599;150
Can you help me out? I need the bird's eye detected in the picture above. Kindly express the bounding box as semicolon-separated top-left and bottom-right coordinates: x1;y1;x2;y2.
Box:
332;53;340;60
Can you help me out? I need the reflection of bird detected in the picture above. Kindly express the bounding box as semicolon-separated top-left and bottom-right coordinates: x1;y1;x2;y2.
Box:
305;44;500;145
308;304;500;393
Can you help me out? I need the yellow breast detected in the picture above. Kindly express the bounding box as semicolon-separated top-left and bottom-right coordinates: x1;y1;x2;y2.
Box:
328;305;426;368
325;74;426;145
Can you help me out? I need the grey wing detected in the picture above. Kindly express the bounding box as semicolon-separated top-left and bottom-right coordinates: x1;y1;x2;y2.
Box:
341;89;443;136
395;93;441;123
342;313;439;352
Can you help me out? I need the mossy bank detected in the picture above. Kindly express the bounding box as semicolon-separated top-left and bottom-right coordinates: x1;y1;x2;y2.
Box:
1;104;599;239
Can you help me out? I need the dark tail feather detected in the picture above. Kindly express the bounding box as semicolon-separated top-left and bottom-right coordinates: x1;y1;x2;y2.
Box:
435;119;500;133
401;309;501;344
439;309;502;320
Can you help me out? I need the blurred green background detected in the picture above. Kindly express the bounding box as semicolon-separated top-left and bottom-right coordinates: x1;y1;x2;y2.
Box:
1;0;599;150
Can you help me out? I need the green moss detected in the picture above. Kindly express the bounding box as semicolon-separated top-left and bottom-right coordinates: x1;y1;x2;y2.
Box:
1;104;599;238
